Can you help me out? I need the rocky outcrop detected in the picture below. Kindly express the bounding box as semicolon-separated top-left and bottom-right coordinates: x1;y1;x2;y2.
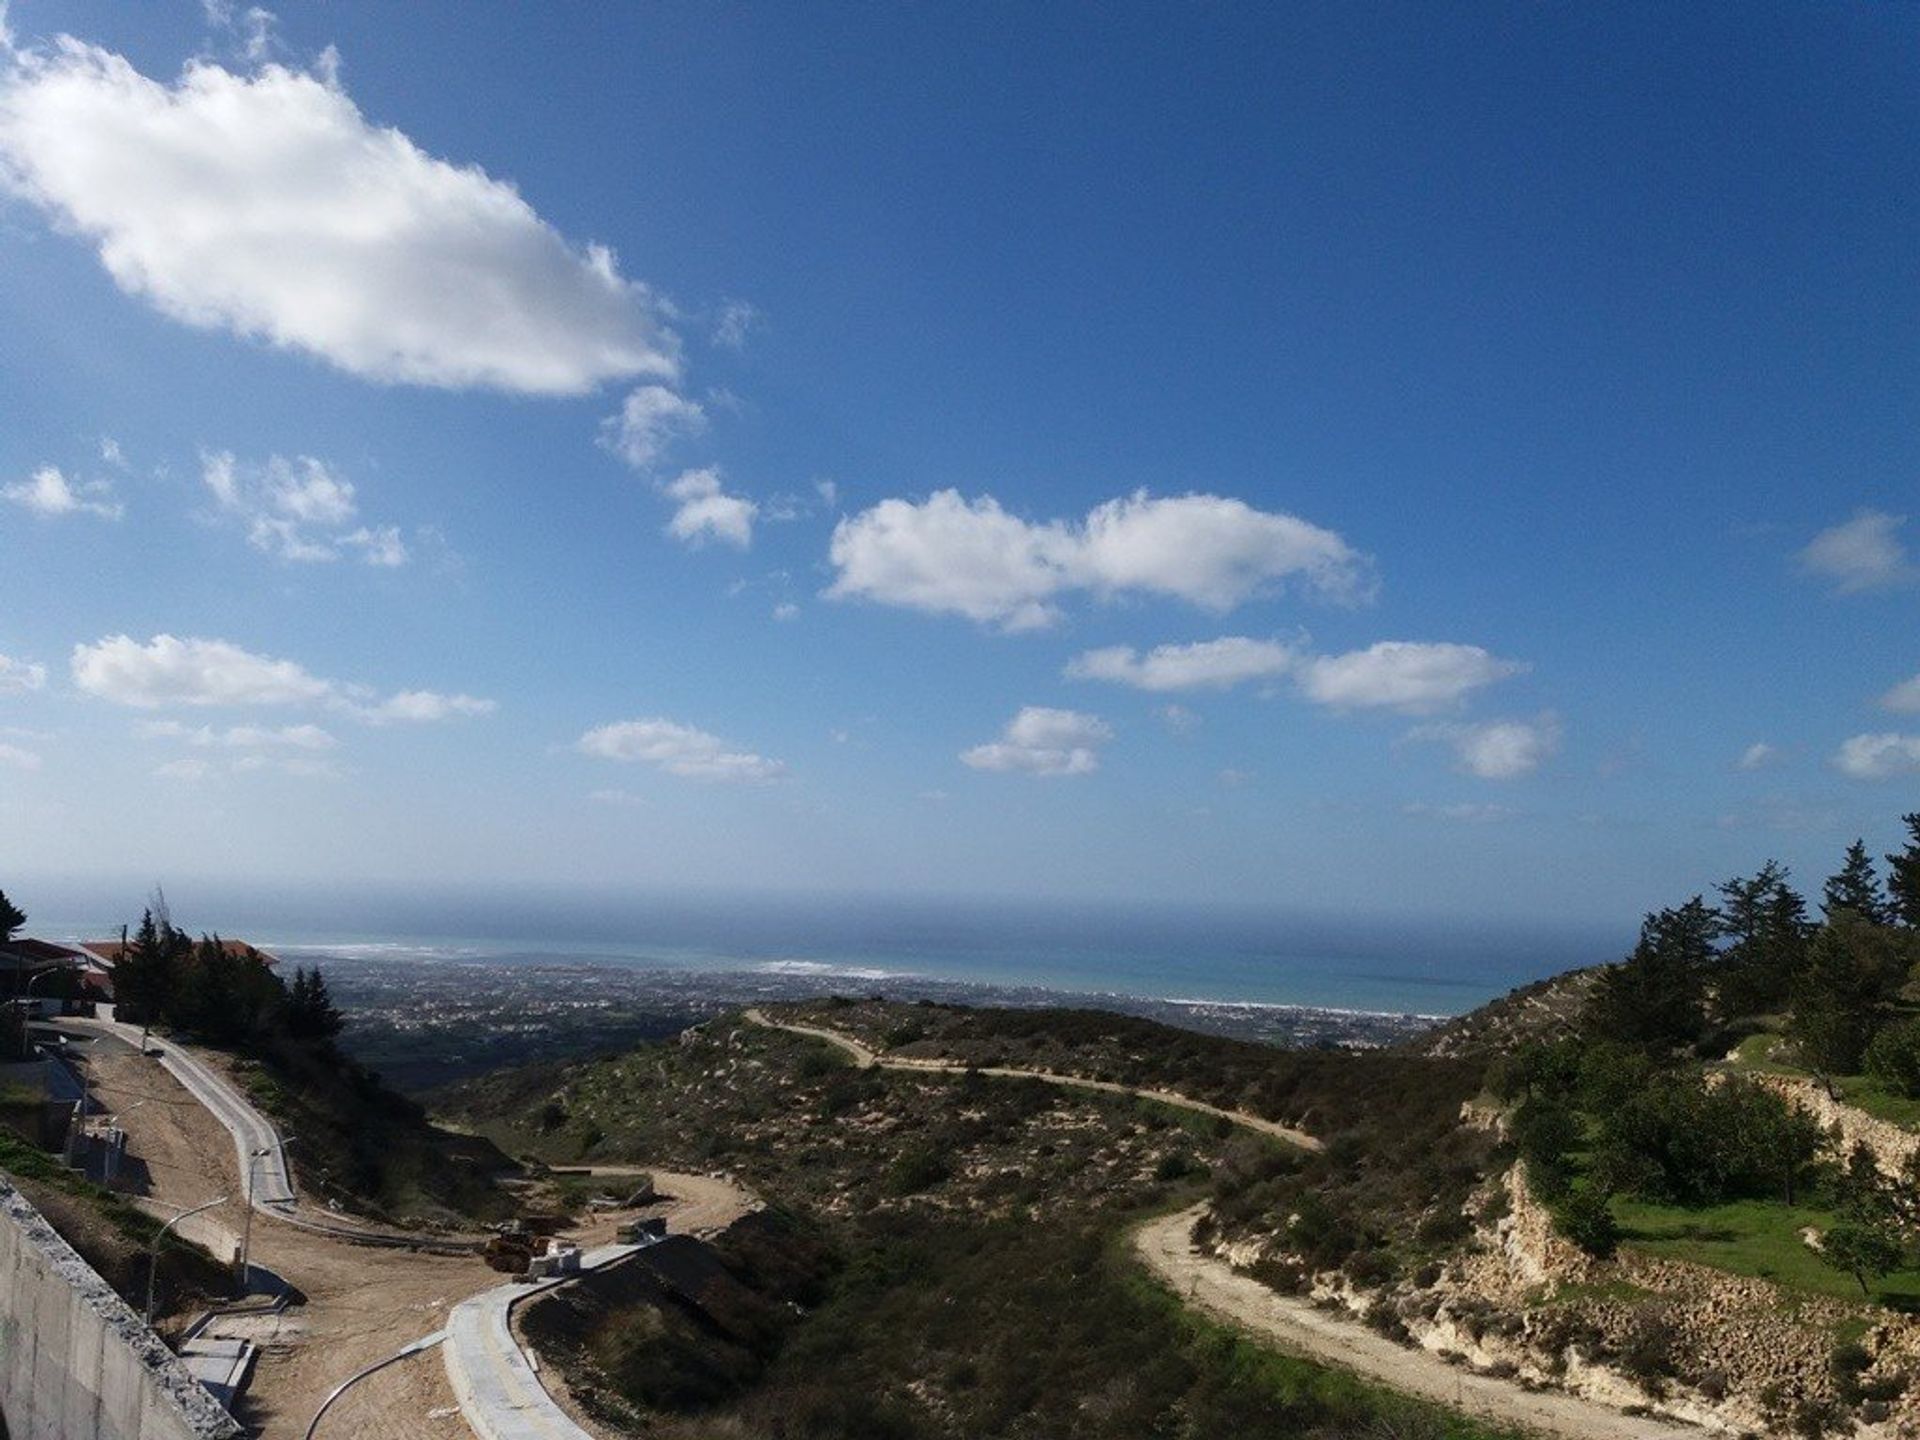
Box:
1746;1072;1920;1178
1207;1163;1920;1439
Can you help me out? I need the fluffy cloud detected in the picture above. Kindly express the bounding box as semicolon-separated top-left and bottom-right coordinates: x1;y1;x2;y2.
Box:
577;718;785;783
70;634;493;722
961;706;1111;777
73;634;332;708
1833;733;1920;781
827;489;1372;630
1736;741;1780;771
0;39;677;393
1879;675;1920;714
1799;510;1912;594
137;719;337;749
663;467;756;549
1297;641;1523;714
1409;713;1561;780
601;385;706;471
3;464;122;519
0;654;47;693
1066;637;1297;692
203;451;406;565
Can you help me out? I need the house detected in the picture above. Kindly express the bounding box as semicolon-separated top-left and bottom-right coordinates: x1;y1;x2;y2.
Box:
0;938;98;1005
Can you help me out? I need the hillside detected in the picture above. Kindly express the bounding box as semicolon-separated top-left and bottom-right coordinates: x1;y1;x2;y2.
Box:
1405;967;1600;1061
436;1009;1514;1440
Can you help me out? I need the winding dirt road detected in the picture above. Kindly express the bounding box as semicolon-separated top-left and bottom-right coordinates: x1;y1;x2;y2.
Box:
743;1008;1323;1151
1134;1206;1687;1440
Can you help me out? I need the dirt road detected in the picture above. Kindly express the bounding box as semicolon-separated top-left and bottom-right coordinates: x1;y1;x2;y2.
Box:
743;1008;1322;1150
1133;1206;1688;1440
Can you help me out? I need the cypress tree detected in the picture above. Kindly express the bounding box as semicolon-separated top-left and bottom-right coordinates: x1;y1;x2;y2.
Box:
0;888;24;943
1825;840;1891;927
1889;814;1920;929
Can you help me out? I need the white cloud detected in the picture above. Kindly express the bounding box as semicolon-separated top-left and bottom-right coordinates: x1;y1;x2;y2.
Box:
827;489;1372;631
202;451;406;564
153;757;211;781
961;706;1111;777
577;718;785;783
712;299;758;349
3;464;122;519
0;39;678;393
1799;510;1912;594
1879;674;1920;714
1298;641;1523;714
1066;636;1297;692
0;741;40;770
346;690;496;724
772;602;799;622
70;634;492;723
1409;713;1561;780
602;385;706;471
0;654;47;693
74;634;332;708
137;719;336;750
1833;733;1920;781
663;467;756;549
1216;767;1253;787
1736;741;1780;771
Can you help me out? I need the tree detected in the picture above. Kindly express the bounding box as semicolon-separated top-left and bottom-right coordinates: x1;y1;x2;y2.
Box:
1825;840;1891;928
286;965;344;1042
1584;898;1716;1049
1716;862;1811;1013
112;908;185;1026
1820;1220;1906;1298
1552;1186;1620;1259
1865;1016;1920;1099
1788;924;1884;1087
0;888;24;943
1889;814;1920;929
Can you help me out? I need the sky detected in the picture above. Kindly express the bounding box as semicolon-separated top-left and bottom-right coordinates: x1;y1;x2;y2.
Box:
0;1;1914;929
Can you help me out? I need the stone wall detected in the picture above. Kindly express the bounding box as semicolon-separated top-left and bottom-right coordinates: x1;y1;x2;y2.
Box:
0;1178;240;1440
1747;1072;1920;1177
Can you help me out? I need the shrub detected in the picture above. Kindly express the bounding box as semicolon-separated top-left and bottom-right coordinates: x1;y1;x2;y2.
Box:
1550;1185;1620;1259
1866;1016;1920;1098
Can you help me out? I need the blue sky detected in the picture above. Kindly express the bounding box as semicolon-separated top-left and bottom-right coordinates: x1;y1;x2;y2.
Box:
0;1;1914;926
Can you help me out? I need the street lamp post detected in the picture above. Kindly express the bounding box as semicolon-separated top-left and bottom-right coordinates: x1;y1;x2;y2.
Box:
146;1195;229;1326
239;1135;295;1286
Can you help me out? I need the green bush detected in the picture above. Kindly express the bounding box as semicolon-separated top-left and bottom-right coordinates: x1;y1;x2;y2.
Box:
1550;1186;1620;1259
1865;1016;1920;1098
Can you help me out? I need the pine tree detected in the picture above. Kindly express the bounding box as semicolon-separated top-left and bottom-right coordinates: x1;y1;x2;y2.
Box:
0;888;24;942
1584;898;1716;1048
1716;862;1811;1013
1825;840;1892;927
1889;814;1920;929
1789;924;1884;1087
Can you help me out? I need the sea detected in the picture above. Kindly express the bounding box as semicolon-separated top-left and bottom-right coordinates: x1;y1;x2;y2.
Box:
33;883;1628;1020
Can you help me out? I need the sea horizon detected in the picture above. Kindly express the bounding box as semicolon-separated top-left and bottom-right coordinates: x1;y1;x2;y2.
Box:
23;882;1628;1019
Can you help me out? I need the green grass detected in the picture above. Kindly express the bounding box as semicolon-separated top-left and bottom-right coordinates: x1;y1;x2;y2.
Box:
1614;1194;1920;1305
1724;1030;1920;1130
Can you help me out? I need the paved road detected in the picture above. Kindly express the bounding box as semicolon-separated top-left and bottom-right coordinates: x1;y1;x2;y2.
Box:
743;1008;1323;1151
67;1015;479;1251
441;1240;647;1440
1134;1206;1687;1440
69;1016;296;1207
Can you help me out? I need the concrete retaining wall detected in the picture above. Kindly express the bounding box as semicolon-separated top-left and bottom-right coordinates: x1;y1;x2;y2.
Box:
0;1178;240;1440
